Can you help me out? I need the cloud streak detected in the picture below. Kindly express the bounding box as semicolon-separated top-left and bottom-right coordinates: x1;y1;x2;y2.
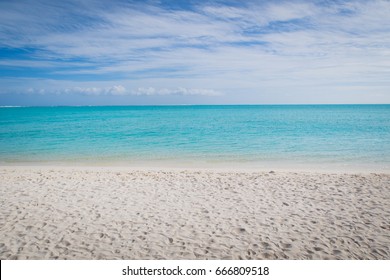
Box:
22;85;222;97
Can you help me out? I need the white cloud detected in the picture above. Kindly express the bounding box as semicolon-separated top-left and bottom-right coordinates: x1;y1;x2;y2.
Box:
131;87;222;96
0;0;390;104
70;85;127;96
17;85;222;97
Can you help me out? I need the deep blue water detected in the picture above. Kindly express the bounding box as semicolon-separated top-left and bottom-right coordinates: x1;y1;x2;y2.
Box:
0;105;389;170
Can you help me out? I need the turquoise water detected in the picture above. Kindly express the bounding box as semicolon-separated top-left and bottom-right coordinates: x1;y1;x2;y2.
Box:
0;105;389;171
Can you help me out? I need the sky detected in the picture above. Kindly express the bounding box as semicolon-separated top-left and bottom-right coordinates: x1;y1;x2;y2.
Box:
0;0;390;106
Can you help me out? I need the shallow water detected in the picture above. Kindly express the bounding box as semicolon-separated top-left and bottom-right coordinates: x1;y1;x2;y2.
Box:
1;105;389;171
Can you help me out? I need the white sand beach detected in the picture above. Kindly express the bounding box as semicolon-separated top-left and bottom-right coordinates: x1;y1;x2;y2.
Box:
0;166;389;260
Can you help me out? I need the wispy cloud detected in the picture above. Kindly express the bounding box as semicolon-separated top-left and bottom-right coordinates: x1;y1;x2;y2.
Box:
0;0;390;104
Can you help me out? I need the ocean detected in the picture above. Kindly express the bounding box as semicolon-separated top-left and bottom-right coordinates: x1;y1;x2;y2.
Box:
1;105;389;171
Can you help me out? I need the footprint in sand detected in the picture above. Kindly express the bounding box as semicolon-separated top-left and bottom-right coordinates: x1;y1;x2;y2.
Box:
233;228;246;234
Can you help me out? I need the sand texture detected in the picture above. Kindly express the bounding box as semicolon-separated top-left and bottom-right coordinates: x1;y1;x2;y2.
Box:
0;167;389;260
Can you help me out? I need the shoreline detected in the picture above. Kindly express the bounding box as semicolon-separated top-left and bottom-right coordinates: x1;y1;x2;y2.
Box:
1;162;389;175
1;166;389;259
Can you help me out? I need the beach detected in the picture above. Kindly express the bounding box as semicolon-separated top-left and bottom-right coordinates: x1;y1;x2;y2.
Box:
1;166;389;260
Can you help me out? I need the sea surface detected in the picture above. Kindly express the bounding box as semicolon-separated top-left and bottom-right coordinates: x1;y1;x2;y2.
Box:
1;105;389;171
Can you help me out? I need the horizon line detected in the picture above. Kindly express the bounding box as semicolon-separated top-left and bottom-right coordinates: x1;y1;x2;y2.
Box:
1;103;390;108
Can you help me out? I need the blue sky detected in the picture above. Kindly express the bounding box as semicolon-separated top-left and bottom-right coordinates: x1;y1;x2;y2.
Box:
0;0;390;105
